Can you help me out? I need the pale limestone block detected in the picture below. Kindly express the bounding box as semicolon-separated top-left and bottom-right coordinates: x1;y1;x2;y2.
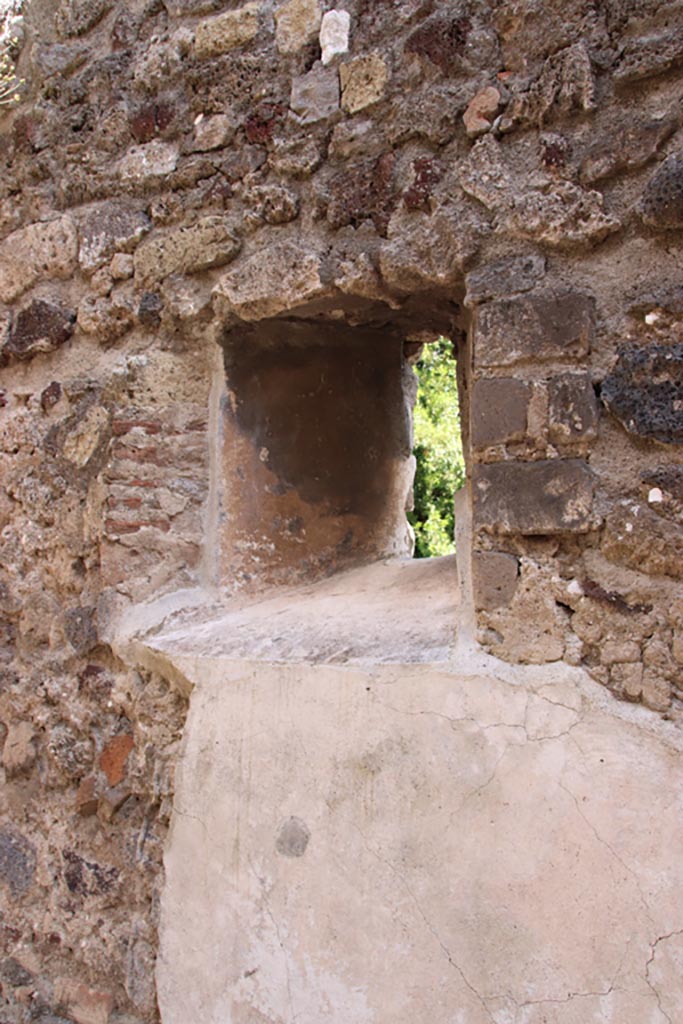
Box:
110;253;134;280
192;113;235;151
134;216;241;286
213;240;331;320
319;9;350;65
2;722;36;776
194;2;260;59
0;215;77;303
290;65;340;123
118;141;179;184
275;0;321;54
340;53;388;113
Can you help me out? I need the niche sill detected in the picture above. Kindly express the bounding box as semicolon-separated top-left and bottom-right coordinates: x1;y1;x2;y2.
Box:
129;556;459;677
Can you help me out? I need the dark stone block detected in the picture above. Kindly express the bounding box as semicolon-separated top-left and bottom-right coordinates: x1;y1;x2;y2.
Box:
580;114;678;184
6;300;76;360
472;459;594;534
615;32;683;85
0;827;36;899
640;149;683;229
404;13;471;74
472;550;519;610
41;381;63;411
138;291;163;328
602;501;683;580
601;343;683;444
63;606;98;654
471;378;531;448
474;291;595;369
465;253;546;306
548;374;599;443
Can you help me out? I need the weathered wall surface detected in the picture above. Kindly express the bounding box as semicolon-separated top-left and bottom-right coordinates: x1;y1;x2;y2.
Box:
0;0;682;1019
156;654;683;1024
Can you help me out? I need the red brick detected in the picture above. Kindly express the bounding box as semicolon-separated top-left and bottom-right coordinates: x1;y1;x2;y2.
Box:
99;733;134;787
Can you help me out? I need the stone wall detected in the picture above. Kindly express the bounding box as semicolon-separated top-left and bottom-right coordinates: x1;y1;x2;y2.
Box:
0;0;682;1019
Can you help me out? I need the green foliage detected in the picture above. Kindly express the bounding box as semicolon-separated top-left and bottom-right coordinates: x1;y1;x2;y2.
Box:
0;42;22;107
408;337;466;559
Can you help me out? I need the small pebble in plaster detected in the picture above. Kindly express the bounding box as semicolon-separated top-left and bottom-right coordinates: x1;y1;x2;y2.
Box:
275;817;311;857
648;487;663;503
567;579;583;596
320;9;350;65
645;311;661;325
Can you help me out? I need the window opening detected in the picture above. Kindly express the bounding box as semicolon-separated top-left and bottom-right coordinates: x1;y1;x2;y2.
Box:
408;337;465;558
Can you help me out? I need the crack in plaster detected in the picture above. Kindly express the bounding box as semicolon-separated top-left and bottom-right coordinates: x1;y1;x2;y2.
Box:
249;856;298;1024
352;822;496;1024
557;780;655;927
644;929;683;1024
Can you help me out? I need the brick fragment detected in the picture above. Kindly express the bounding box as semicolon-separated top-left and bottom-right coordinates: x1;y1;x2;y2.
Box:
99;733;134;787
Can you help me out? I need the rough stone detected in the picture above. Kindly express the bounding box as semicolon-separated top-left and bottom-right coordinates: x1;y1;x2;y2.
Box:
548;374;599;443
319;9;350;65
138;291;163;327
275;0;321;55
55;0;112;38
471;378;531;448
0;828;36;899
192;113;235;152
473;291;595;369
615;31;683;85
243;184;299;226
600;639;641;665
193;3;260;59
118;141;179;185
601;343;683;444
639;149;683;230
460;135;620;248
340;53;388;114
5;300;76;360
55;978;114;1024
78;204;151;273
64;606;98;654
77;290;136;345
404;11;472;75
1;721;36;776
380;205;480;293
0;216;77;303
134;216;241;286
472;459;594;534
213;241;330;320
502;42;595;129
472;550;519;609
580;114;679;184
290;65;340;123
602;501;683;580
110;253;134;280
465;253;546;306
463;85;501;137
270;136;322;178
327;152;396;235
508;182;620;248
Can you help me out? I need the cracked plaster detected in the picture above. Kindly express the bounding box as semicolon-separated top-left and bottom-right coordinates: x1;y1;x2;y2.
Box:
151;639;683;1024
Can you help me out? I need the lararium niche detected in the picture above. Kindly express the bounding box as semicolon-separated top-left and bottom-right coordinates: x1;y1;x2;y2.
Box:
216;305;467;594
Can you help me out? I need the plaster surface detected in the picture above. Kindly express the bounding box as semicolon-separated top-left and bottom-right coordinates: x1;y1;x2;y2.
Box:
152;631;683;1024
